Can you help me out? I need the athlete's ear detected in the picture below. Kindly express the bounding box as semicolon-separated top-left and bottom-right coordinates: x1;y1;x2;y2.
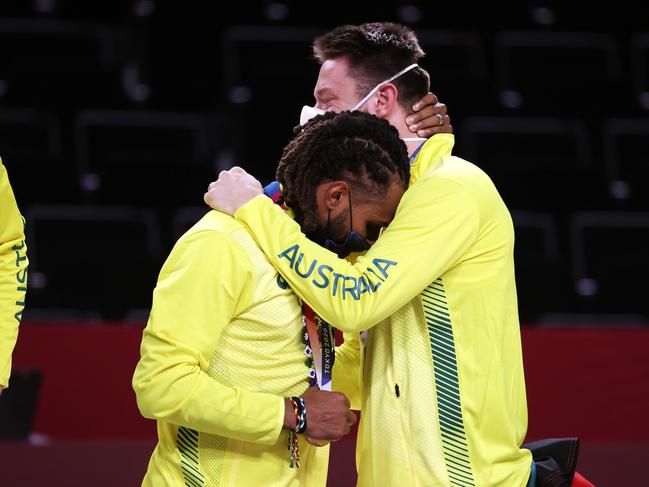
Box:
372;83;398;118
323;181;350;211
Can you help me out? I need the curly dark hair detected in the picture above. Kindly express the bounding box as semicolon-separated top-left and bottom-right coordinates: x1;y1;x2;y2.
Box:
276;110;410;233
313;22;430;113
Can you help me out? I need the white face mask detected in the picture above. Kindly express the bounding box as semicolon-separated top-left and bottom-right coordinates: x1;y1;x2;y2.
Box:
299;63;420;126
299;105;326;126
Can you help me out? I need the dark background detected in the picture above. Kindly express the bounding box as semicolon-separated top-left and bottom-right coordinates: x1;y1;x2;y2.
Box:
1;0;647;323
1;1;648;485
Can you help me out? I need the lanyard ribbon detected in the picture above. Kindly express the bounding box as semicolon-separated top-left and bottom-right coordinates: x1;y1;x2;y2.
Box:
303;303;335;391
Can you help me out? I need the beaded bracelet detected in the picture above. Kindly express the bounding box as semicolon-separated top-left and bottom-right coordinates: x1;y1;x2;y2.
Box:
291;396;307;434
287;396;307;468
288;431;300;468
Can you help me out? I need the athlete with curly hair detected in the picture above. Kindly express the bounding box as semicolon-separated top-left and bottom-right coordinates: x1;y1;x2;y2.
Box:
133;110;410;487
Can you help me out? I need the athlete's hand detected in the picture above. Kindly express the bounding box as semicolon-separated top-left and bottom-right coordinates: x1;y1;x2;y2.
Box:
406;92;452;138
204;166;263;216
285;388;356;442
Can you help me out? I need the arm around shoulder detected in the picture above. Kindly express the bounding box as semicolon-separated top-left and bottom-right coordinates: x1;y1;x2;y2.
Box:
235;178;480;333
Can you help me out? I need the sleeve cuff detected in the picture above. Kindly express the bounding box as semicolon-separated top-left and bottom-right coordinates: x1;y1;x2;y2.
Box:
234;194;274;223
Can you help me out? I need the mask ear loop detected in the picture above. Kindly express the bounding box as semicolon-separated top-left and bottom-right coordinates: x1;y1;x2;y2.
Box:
347;187;354;236
325;184;354;250
325;208;332;234
350;63;420;111
323;185;349;246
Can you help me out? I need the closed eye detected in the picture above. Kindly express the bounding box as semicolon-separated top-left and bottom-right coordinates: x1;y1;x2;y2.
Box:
318;98;334;109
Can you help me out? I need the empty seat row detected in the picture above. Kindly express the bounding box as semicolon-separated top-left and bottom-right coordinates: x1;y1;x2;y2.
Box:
456;116;649;209
1;109;228;207
3;110;647;210
0;18;149;107
512;210;649;321
224;27;649;114
24;205;165;319
0;2;644;31
1;22;648;113
19;205;649;321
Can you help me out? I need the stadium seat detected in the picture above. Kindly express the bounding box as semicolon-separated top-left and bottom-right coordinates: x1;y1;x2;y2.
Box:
570;211;649;317
458;116;604;211
0;108;79;204
630;33;649;110
415;29;498;114
74;110;215;206
493;31;624;115
24;205;163;319
0;19;132;107
0;369;41;440
221;25;324;183
602;118;649;208
511;211;570;320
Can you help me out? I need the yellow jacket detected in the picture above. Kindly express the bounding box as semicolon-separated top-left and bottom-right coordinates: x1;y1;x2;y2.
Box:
233;134;532;486
0;159;28;388
133;211;330;486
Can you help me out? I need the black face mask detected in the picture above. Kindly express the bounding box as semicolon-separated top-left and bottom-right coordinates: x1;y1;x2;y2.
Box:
308;191;371;258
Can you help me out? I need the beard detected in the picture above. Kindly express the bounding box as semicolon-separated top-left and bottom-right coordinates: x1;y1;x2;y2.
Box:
307;210;348;247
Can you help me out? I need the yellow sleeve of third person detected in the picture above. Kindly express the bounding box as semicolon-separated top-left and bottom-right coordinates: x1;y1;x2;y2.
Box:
0;159;28;389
